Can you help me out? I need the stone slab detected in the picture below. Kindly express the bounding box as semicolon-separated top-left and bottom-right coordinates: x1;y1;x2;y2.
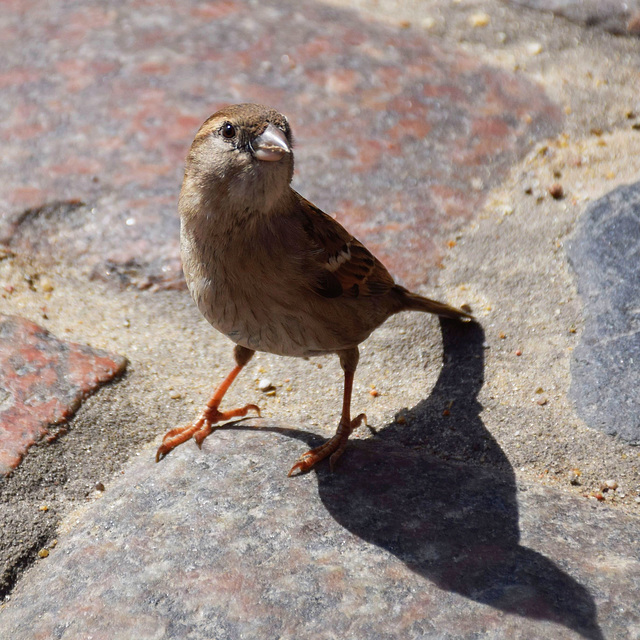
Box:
0;314;127;475
505;0;640;36
1;433;637;639
0;0;561;290
567;182;640;444
1;319;636;640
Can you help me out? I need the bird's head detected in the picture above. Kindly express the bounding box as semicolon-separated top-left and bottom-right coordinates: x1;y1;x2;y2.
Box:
182;103;294;216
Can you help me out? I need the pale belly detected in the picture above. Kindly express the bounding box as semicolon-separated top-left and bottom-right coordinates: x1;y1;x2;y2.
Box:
186;272;372;357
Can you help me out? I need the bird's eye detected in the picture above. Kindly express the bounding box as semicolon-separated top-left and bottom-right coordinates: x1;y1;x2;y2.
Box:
221;122;236;139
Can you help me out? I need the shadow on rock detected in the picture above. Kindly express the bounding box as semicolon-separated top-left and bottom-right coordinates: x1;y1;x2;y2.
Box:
315;319;602;640
222;319;602;639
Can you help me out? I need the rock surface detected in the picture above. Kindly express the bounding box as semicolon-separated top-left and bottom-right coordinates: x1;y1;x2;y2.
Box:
1;0;640;637
1;320;637;639
567;183;640;444
0;314;127;475
0;0;561;290
2;430;631;640
505;0;640;36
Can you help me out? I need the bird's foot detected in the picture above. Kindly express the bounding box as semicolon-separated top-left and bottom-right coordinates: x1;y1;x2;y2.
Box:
288;413;367;476
156;403;260;462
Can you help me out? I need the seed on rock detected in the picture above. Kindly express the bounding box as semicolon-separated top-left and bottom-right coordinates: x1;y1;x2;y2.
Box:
469;12;490;27
38;549;49;558
258;379;274;392
548;183;564;199
526;42;543;55
39;277;54;293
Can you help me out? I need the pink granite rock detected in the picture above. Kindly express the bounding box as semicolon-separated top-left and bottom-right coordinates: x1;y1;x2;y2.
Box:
0;0;562;290
0;315;127;475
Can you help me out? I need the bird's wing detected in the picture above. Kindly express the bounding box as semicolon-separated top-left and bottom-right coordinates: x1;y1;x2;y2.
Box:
294;193;396;299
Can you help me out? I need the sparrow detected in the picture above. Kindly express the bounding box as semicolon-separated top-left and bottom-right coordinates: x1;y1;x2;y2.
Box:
156;103;472;475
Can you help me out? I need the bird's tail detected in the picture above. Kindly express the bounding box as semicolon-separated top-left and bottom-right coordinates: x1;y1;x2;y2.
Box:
399;288;473;321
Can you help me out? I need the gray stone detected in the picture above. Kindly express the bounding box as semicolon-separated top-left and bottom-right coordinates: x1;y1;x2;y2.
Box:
567;182;640;443
505;0;640;36
0;435;633;639
1;319;633;640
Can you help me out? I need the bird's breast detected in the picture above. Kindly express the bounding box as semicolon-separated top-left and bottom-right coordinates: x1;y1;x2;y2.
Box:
180;214;385;357
181;226;323;356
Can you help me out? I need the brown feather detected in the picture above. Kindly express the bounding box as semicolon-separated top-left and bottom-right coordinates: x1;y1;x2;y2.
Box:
398;288;474;320
294;192;395;300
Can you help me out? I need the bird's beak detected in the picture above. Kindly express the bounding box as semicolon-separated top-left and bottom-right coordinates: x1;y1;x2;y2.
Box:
251;124;290;162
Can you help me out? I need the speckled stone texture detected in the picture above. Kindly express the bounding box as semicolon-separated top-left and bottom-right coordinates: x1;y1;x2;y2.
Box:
0;0;561;290
1;319;635;640
505;0;640;36
1;432;634;639
0;315;127;475
567;182;640;444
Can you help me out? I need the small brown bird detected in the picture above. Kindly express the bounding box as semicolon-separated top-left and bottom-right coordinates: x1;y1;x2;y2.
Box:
156;103;472;475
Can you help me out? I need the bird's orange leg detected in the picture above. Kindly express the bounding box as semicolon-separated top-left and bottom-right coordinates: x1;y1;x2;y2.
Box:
289;348;365;476
156;346;259;462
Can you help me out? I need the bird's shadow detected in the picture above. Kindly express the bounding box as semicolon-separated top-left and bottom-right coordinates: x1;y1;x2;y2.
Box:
222;319;603;640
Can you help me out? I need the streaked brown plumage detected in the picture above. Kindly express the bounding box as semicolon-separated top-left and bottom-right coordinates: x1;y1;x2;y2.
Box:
157;103;472;475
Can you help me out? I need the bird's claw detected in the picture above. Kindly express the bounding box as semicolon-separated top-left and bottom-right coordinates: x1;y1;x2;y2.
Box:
287;442;348;476
156;421;203;462
288;413;367;476
156;403;261;462
287;452;316;477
